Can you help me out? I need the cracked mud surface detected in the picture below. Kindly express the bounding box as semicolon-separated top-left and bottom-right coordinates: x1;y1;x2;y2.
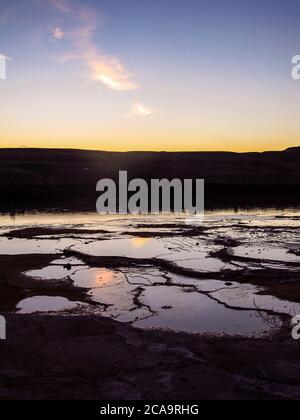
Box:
0;211;299;333
0;210;299;399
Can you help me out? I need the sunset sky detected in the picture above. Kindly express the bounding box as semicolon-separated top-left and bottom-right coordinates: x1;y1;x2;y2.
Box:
0;0;300;152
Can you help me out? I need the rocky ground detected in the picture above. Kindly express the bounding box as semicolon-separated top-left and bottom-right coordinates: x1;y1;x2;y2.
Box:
0;313;299;400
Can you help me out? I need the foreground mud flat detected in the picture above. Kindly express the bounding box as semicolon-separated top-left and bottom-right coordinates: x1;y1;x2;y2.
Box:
0;211;300;334
0;314;299;400
0;210;299;399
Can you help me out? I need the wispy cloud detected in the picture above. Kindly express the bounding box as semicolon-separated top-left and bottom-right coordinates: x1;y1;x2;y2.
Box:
50;0;137;91
131;103;155;117
52;27;65;40
49;0;71;14
0;53;11;64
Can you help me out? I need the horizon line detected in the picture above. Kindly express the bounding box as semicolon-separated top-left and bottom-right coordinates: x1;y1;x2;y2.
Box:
0;146;299;154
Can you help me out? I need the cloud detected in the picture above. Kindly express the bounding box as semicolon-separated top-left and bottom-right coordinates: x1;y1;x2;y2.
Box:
49;0;137;91
87;55;137;91
49;0;71;14
52;27;65;39
131;103;154;117
0;53;10;61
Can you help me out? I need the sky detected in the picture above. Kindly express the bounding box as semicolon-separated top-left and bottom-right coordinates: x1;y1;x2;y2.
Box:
0;0;300;152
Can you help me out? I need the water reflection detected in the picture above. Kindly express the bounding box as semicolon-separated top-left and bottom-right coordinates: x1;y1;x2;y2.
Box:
1;209;299;338
72;268;124;289
131;238;152;248
134;286;280;337
17;296;82;314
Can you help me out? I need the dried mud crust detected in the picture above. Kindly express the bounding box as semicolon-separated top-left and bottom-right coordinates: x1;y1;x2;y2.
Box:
1;221;300;309
62;248;300;305
1;227;109;240
2;225;210;239
0;314;299;400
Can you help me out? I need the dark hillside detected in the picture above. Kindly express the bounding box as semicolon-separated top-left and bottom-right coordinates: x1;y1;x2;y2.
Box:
0;147;299;210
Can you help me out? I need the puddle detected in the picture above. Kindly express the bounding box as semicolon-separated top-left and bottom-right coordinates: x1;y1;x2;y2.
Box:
0;237;79;255
3;209;300;337
25;265;80;280
71;237;234;273
172;258;237;272
72;238;170;259
72;268;126;289
88;282;139;318
16;296;83;314
133;286;279;337
210;285;300;316
232;245;300;263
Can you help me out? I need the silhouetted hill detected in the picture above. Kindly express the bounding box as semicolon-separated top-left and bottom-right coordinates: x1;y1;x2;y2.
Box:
0;147;300;210
284;146;300;153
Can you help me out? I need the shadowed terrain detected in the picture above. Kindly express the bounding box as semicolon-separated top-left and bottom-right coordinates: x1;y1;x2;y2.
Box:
0;149;300;401
1;147;300;210
0;314;299;400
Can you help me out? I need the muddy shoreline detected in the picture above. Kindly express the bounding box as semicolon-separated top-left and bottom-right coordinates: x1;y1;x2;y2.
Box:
0;212;300;399
0;313;299;400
